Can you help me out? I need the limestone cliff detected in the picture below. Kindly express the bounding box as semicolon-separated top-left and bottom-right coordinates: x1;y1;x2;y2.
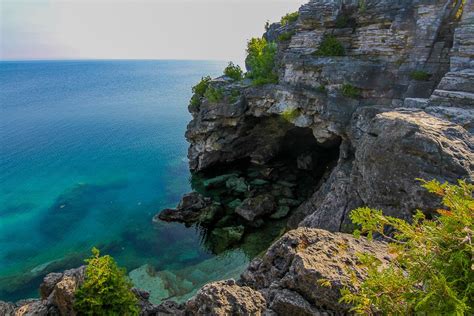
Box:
186;0;473;232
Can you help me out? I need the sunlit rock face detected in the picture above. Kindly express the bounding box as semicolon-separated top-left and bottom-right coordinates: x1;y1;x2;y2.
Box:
185;0;473;232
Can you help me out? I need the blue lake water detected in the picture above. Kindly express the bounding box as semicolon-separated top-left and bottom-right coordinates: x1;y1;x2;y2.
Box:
0;60;254;303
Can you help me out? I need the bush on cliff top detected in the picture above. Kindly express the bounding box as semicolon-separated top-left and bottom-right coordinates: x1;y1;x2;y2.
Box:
224;62;243;81
74;248;139;315
204;86;224;103
280;11;299;26
190;76;212;109
341;179;474;315
246;37;278;86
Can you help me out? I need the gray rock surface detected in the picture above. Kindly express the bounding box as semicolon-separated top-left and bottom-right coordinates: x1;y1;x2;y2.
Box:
185;279;267;316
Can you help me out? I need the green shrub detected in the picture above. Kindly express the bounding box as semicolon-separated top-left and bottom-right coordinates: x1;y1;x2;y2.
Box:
314;36;345;57
341;179;474;315
190;76;212;109
246;37;278;86
358;0;367;13
204;86;224;103
335;15;356;28
224;62;243;81
277;31;295;42
341;83;361;98
229;89;241;103
281;12;299;26
315;85;326;94
410;70;431;81
74;248;139;315
192;76;212;97
281;107;300;122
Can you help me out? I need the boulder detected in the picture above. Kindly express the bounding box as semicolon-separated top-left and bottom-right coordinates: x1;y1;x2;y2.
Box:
241;228;390;313
178;192;211;210
185;280;266;315
0;301;15;316
155;192;215;225
235;194;276;221
209;226;245;253
225;177;248;193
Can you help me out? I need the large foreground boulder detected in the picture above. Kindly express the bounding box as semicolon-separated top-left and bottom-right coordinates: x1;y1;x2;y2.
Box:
185;280;266;316
178;227;390;315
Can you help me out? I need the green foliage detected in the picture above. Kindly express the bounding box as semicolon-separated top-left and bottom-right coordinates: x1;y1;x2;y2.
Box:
341;180;474;315
314;36;346;57
190;76;212;109
280;12;299;26
192;76;212;97
315;84;326;94
224;62;243;81
335;15;356;28
246;37;278;86
74;248;139;316
341;83;361;98
281;107;300;122
277;31;295;42
204;86;224;103
410;70;431;81
229;89;241;103
358;0;367;13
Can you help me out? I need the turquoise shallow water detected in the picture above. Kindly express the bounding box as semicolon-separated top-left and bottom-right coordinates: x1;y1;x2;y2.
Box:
0;60;240;302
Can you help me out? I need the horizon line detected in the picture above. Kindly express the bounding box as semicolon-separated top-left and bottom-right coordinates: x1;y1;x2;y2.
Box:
0;58;231;63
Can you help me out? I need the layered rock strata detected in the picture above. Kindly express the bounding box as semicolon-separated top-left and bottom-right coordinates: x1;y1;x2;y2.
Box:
185;0;473;232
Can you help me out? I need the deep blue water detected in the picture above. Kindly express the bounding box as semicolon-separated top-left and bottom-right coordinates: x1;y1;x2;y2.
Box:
0;60;246;303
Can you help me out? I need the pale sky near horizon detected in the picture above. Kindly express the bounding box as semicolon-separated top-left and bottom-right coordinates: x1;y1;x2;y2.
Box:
0;0;307;64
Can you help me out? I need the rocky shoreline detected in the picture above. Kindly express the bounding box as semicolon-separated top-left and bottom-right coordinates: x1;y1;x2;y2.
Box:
1;0;473;314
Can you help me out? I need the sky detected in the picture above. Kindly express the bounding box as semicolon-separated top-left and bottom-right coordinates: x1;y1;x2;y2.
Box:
0;0;307;63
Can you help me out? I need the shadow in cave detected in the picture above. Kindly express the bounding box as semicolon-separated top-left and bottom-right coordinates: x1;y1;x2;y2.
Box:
184;115;341;256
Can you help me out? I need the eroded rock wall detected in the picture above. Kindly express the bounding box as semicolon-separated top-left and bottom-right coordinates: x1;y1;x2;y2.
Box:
186;0;473;231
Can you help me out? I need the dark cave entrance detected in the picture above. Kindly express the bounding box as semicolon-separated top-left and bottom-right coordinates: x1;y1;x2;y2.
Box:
182;116;340;255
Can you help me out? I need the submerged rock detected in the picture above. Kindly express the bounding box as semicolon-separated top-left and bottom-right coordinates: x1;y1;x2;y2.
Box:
209;226;245;253
270;205;290;219
235;194;276;221
225;176;248;193
203;173;239;189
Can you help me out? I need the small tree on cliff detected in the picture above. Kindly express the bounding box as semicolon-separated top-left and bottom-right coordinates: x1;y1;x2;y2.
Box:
74;248;139;315
341;179;474;315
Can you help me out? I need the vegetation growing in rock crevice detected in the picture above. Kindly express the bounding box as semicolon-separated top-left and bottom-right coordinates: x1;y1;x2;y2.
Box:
341;180;474;315
224;62;243;81
74;248;139;315
341;83;361;98
410;70;431;81
280;12;299;26
277;31;296;42
313;36;346;57
246;37;278;86
281;107;300;122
